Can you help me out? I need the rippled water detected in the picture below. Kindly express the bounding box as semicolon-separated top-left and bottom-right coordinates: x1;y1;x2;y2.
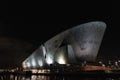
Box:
0;75;120;80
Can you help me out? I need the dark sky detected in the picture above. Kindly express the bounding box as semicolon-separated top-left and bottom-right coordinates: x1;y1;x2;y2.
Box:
0;0;119;68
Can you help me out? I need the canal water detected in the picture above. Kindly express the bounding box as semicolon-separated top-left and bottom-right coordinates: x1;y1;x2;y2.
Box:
0;75;120;80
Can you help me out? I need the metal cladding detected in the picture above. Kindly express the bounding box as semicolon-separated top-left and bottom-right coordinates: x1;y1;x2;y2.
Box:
22;21;106;69
67;22;106;61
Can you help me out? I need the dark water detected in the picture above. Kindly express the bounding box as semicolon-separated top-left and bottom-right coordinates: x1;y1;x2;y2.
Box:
0;75;120;80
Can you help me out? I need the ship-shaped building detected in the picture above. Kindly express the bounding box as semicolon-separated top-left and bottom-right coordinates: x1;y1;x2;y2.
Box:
22;21;107;72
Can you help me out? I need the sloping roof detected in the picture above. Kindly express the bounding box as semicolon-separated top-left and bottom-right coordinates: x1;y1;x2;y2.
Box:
22;21;106;69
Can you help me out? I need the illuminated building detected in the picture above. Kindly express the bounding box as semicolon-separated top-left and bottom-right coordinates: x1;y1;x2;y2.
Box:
22;21;106;70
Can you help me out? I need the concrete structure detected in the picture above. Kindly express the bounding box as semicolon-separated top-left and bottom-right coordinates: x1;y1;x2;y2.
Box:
22;21;106;69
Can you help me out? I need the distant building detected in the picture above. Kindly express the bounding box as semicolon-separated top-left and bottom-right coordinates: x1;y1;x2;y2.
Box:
22;21;106;69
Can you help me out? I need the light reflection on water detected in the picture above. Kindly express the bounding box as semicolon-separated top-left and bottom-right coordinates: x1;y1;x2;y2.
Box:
0;75;120;80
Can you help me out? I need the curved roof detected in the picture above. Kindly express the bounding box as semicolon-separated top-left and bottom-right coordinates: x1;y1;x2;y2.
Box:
22;21;106;69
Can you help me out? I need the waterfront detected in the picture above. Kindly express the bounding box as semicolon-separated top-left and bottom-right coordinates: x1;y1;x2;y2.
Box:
0;74;120;80
0;70;120;80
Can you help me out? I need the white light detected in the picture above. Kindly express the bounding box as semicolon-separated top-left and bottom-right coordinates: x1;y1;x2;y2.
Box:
102;64;105;67
115;62;118;66
27;62;31;67
22;62;27;69
38;60;43;67
32;69;38;74
42;45;46;57
99;61;102;64
118;60;120;62
57;56;66;64
58;58;66;64
32;59;36;67
46;54;53;64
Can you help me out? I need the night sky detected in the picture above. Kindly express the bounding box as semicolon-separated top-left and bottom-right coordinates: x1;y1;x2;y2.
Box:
0;1;118;68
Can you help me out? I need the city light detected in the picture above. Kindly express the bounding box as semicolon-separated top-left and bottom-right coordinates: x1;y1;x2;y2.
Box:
22;62;27;69
38;59;43;67
32;59;36;67
26;62;31;68
45;54;53;64
42;45;46;57
58;56;66;64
